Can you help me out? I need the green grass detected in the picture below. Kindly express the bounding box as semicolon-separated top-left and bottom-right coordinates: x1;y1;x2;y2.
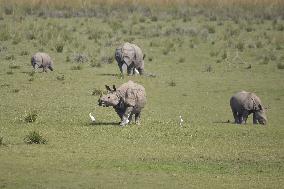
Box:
0;6;283;188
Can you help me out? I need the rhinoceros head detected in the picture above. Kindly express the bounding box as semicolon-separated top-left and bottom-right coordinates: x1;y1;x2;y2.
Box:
254;104;267;125
98;85;119;107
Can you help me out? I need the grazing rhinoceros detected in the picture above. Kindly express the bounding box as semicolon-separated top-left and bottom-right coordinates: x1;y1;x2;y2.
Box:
230;91;267;125
115;42;145;75
98;80;146;126
31;52;54;72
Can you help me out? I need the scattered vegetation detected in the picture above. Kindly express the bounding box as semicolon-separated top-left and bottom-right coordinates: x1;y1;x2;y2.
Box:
277;63;284;69
71;65;82;70
168;80;176;87
24;131;47;144
0;1;283;188
24;111;38;123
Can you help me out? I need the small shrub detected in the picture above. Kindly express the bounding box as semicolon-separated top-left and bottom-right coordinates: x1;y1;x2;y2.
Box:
9;64;20;69
12;35;22;45
261;56;270;65
92;89;105;96
221;51;227;60
11;89;20;93
246;27;254;32
90;62;102;68
178;57;185;63
24;131;47;144
5;55;15;60
162;49;169;55
206;65;213;72
204;25;215;34
139;17;145;23
0;45;7;52
66;56;70;62
168;80;176;87
151;16;158;22
73;53;89;63
71;65;82;70
29;71;35;77
148;57;153;62
55;43;64;53
56;75;65;81
256;41;263;48
209;15;217;21
210;51;219;57
277;63;284;69
6;71;13;75
236;41;245;52
276;24;284;31
4;5;13;15
24;111;38;123
101;56;114;64
26;31;36;40
28;77;34;82
20;50;28;56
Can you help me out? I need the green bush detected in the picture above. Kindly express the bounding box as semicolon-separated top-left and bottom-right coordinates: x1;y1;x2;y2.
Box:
24;131;47;144
24;111;38;123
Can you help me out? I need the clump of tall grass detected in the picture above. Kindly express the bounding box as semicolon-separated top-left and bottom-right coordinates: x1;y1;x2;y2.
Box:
71;65;83;70
20;50;29;56
277;63;284;69
9;64;20;69
24;111;38;123
5;54;15;60
72;53;89;63
101;55;114;64
6;70;13;75
11;89;20;93
24;131;47;144
92;88;106;96
55;42;64;53
56;74;65;81
168;80;176;87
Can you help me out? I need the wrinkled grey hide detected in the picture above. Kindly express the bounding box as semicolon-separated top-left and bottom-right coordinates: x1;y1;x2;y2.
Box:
98;80;146;126
230;91;267;125
115;42;145;75
31;52;54;72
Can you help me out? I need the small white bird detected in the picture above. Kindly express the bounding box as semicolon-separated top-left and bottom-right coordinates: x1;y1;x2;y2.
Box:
179;115;184;127
89;113;96;122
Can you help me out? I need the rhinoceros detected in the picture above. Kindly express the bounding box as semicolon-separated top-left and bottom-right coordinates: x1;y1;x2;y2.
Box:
115;42;145;75
230;91;267;125
31;52;54;72
98;80;146;126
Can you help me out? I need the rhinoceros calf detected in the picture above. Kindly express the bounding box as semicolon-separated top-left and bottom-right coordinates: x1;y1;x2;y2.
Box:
31;52;54;72
230;91;267;125
98;80;146;126
115;42;145;75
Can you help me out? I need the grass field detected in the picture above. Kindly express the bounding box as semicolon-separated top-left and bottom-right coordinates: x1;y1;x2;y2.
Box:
0;1;284;188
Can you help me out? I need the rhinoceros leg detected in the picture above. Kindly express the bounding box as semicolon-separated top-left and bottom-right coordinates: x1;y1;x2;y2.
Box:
253;113;258;124
241;110;249;124
120;106;133;126
137;68;144;75
135;113;141;125
42;66;47;72
232;111;239;124
127;64;134;75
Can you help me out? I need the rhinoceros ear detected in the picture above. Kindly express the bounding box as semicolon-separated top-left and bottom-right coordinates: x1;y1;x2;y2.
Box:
105;85;112;92
113;85;116;91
